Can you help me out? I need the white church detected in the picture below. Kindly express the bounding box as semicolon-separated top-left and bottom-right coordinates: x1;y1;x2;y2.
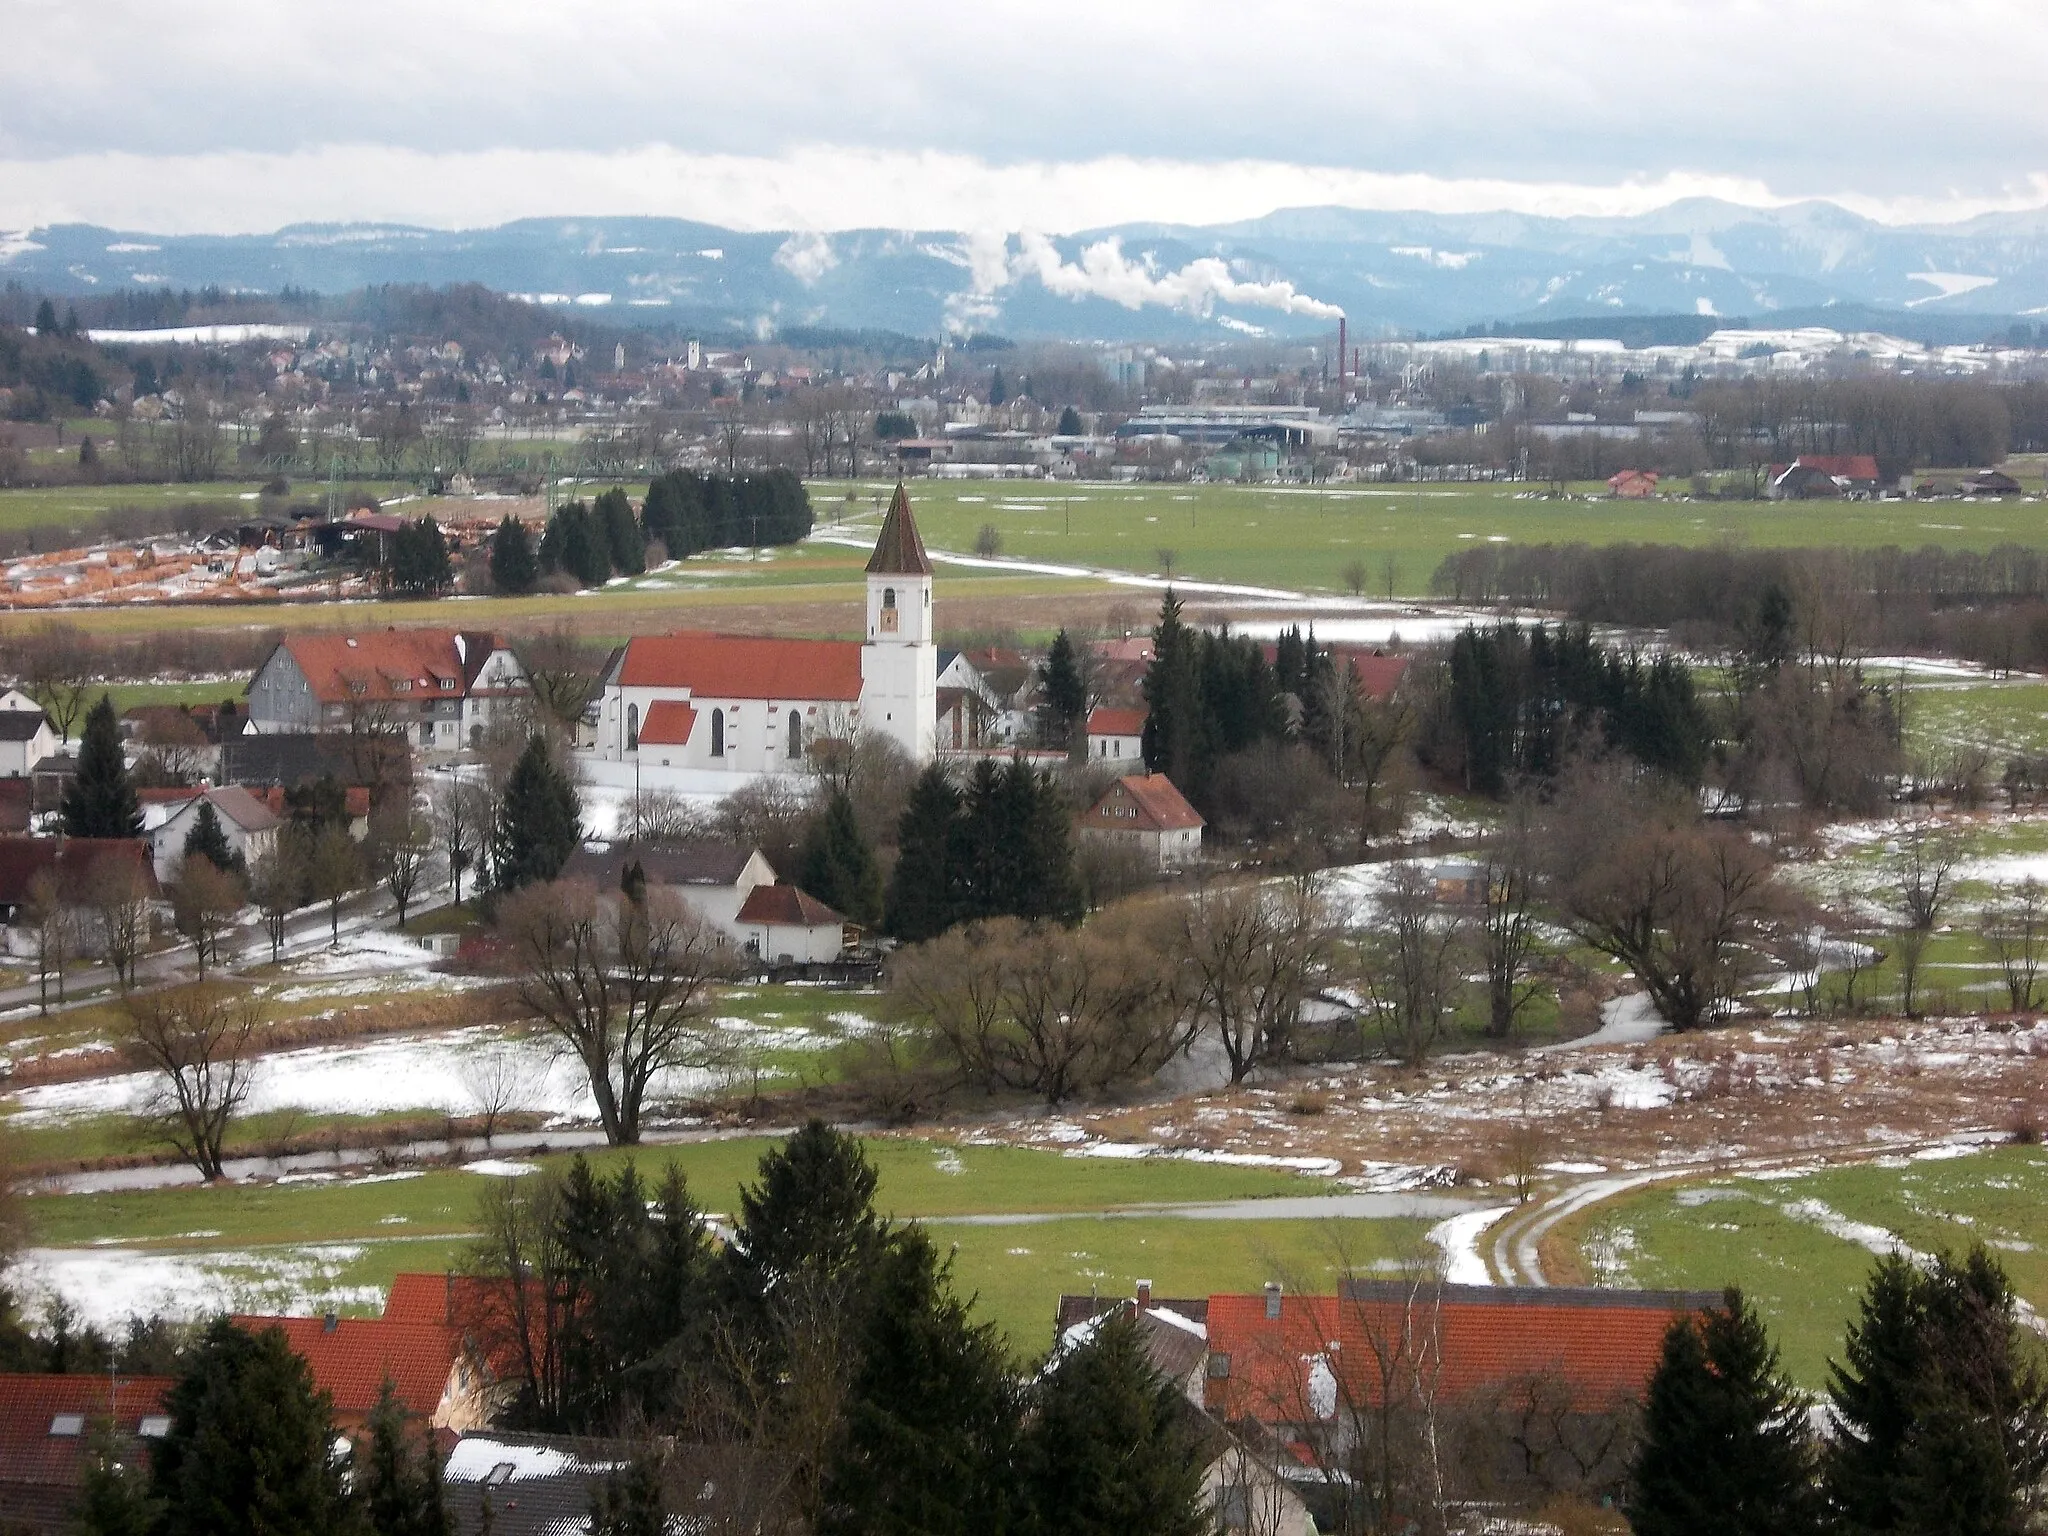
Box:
585;484;938;788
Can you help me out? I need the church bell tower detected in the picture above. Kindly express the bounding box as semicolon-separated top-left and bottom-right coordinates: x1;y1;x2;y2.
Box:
861;483;937;761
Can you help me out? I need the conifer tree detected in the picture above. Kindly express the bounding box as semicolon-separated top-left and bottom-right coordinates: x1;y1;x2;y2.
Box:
489;515;539;593
1018;761;1083;924
593;488;646;576
1627;1288;1820;1536
389;516;451;595
817;1227;1022;1536
723;1120;886;1302
1036;628;1088;755
540;502;611;587
884;764;959;941
62;696;142;839
72;1414;160;1536
800;789;883;928
1057;406;1083;436
1024;1312;1208;1536
358;1381;450;1536
1824;1247;2048;1536
491;734;580;890
149;1319;352;1536
181;800;238;875
1141;590;1212;796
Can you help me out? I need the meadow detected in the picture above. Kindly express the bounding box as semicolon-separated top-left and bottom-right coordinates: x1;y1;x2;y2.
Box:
1573;1145;2048;1385
17;1134;1420;1354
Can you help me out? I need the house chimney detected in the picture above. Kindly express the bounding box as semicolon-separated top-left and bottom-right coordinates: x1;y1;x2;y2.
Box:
1263;1281;1282;1320
322;1311;340;1333
1135;1279;1152;1307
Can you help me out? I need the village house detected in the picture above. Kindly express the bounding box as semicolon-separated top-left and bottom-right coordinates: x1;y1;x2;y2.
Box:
1606;468;1659;498
0;1374;172;1535
1079;772;1204;868
733;882;848;963
230;1308;488;1433
1085;705;1147;768
0;836;156;929
0;708;58;780
246;629;528;753
1765;454;1881;499
558;841;779;943
139;783;283;881
586;486;937;786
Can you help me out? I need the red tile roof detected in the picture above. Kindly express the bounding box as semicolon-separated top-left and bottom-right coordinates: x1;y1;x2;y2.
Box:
1204;1284;1711;1426
0;1374;171;1488
0;837;157;908
736;883;844;928
616;633;862;701
1256;643;1409;704
279;629;472;707
637;700;698;747
867;484;933;576
231;1315;463;1421
1082;773;1203;833
1087;706;1147;738
1769;454;1881;483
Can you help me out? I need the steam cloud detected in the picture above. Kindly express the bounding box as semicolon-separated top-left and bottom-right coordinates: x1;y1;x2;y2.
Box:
955;231;1343;324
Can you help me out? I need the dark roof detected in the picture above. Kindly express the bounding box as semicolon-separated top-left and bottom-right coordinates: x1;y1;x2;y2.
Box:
220;729;360;786
736;883;843;927
561;841;768;890
0;838;156;909
1055;1298;1211;1385
0;712;48;743
1056;1293;1209;1331
0;1374;172;1515
444;1433;762;1536
866;483;933;576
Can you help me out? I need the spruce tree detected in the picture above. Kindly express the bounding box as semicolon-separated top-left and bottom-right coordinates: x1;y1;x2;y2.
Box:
884;764;959;941
1627;1288;1820;1536
72;1414;160;1536
1018;761;1083;924
358;1380;450;1536
489;515;539;593
724;1121;886;1302
817;1227;1022;1536
1024;1312;1208;1536
62;696;142;839
1036;628;1088;755
149;1318;352;1536
800;789;883;928
1057;406;1083;436
1140;590;1213;801
181;800;238;874
594;488;646;576
1826;1247;2048;1536
491;734;580;890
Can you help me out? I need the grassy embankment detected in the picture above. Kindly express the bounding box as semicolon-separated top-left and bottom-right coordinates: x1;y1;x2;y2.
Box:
1568;1145;2048;1386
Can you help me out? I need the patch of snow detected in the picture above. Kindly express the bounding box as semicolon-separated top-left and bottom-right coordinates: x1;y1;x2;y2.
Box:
464;1160;539;1177
1427;1205;1513;1285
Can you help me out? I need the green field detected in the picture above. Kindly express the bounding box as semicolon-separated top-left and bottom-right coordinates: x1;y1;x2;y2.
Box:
1579;1146;2048;1384
1905;679;2048;761
21;1134;1408;1353
0;481;412;532
813;479;2048;598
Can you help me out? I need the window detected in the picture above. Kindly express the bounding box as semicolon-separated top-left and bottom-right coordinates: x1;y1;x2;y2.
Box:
880;585;899;634
626;703;639;752
711;709;725;758
1206;1352;1232;1379
419;723;434;746
137;1416;170;1439
49;1414;84;1437
787;710;801;759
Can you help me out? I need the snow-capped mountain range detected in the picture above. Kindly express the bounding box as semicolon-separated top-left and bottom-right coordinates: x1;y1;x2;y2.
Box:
12;199;2048;341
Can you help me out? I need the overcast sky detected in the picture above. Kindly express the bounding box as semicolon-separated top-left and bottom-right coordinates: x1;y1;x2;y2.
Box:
4;0;2048;233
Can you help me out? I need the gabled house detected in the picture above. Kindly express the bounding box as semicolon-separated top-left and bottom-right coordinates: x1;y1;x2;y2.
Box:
0;837;157;927
229;1310;487;1432
1962;467;2024;496
1766;454;1881;500
140;783;282;881
1606;468;1659;498
1079;772;1204;868
558;842;777;940
0;709;58;780
1085;706;1147;769
0;1374;173;1535
734;882;847;964
247;629;527;753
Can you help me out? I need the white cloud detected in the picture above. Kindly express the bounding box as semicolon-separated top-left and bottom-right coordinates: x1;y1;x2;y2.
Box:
5;143;2047;240
1004;233;1345;318
772;231;837;284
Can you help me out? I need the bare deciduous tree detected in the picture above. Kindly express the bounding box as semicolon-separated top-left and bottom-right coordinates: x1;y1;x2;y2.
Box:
307;824;360;946
434;777;494;907
169;857;245;979
124;984;261;1180
457;1039;540;1142
1987;878;2047;1014
1477;807;1544;1039
373;802;434;926
247;833;305;964
1890;811;1961;1017
1174;877;1339;1082
497;879;737;1145
84;853;153;993
1359;864;1466;1066
21;869;74;1014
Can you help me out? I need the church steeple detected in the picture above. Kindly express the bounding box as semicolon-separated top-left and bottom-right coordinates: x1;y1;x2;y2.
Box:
867;482;933;577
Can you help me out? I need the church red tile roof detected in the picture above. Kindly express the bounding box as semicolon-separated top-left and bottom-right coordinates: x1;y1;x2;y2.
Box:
1204;1283;1713;1425
737;883;844;927
637;700;698;746
1082;772;1203;833
615;633;862;701
866;484;933;577
231;1314;464;1422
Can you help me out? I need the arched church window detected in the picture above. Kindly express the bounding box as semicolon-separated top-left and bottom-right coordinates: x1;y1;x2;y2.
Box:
787;710;801;760
625;703;639;752
711;709;725;757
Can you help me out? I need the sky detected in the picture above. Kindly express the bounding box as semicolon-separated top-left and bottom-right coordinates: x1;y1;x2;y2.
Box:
4;0;2048;234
